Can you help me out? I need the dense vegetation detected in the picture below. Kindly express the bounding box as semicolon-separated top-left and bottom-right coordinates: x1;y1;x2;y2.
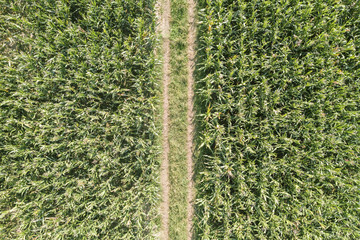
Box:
0;0;159;239
195;0;359;239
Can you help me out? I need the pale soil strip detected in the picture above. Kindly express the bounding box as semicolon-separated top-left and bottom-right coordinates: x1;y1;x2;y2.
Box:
186;0;196;239
160;0;171;239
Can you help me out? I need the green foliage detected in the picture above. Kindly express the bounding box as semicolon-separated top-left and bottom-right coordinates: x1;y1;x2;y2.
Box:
195;0;360;239
168;0;190;238
0;0;159;239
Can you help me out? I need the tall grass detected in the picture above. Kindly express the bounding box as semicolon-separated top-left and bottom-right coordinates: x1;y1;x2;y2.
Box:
0;0;160;239
194;0;360;239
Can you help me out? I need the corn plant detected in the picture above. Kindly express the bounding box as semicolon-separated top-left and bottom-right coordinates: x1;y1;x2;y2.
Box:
195;0;359;239
0;0;159;239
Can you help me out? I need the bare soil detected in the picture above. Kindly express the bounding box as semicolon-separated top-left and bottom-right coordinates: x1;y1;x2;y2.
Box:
159;0;171;239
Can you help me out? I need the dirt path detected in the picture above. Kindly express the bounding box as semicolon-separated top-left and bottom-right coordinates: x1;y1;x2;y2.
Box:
186;0;196;238
159;0;171;239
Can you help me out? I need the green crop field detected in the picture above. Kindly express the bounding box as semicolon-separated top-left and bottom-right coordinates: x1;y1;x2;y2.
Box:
1;0;360;239
0;0;159;239
195;0;359;239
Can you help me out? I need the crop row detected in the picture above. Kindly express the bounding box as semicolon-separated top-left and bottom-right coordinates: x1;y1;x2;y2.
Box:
0;0;159;239
194;0;360;239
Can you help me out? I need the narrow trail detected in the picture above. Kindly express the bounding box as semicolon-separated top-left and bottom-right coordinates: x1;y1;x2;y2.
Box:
186;0;196;239
159;0;171;239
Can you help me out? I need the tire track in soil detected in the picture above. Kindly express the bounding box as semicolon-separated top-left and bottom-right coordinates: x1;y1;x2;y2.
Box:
159;0;171;239
186;0;196;239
